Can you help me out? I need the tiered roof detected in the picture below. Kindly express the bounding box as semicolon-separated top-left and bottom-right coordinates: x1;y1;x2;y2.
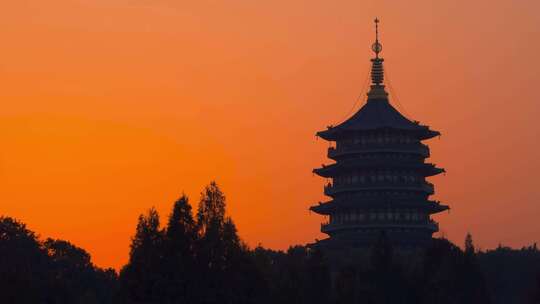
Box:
316;98;440;141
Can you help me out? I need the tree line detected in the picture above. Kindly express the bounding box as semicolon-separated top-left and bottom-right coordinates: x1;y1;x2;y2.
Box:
0;181;539;304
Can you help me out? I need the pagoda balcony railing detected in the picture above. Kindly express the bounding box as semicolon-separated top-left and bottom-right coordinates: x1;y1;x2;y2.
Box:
321;220;439;233
324;181;434;196
328;143;429;158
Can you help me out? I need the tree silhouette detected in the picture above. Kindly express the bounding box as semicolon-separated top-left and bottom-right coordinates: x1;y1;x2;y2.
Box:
119;208;165;303
197;181;226;236
44;238;117;303
0;217;50;303
420;236;491;304
195;181;265;303
460;233;491;304
531;271;540;304
162;194;198;302
305;248;331;304
0;217;116;304
465;232;475;255
479;244;540;304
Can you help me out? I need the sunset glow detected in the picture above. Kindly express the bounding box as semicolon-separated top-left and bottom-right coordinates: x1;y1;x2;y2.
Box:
1;1;539;269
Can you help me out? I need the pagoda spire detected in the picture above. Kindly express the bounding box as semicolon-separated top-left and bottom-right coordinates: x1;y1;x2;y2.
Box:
367;18;388;100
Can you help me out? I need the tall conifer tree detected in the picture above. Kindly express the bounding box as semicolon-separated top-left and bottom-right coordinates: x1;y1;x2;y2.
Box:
119;208;165;303
163;194;198;302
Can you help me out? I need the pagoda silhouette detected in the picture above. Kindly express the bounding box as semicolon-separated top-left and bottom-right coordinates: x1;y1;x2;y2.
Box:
310;19;449;250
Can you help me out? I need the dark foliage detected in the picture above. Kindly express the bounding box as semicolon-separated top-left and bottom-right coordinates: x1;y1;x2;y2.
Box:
478;243;540;304
118;182;266;304
1;183;538;303
0;216;116;304
419;236;491;304
531;270;540;304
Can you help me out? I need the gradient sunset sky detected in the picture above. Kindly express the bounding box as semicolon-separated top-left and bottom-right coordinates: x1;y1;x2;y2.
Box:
1;0;539;269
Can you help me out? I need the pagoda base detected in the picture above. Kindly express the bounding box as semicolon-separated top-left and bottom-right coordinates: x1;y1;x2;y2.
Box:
316;228;434;249
309;233;433;271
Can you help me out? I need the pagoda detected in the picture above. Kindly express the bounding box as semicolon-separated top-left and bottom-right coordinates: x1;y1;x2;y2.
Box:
310;19;449;249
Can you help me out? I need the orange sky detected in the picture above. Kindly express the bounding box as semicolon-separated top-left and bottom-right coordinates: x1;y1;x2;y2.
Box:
1;0;539;269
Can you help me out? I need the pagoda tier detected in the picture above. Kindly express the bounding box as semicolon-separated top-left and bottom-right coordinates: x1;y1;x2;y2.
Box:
310;19;449;249
311;199;449;215
328;142;431;160
313;160;444;178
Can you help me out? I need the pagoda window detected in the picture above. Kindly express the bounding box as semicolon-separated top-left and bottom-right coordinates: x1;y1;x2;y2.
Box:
370;212;376;220
358;213;365;221
351;213;357;221
377;212;385;221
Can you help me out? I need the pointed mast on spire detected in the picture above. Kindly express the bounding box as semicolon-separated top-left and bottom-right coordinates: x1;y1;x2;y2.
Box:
373;17;382;58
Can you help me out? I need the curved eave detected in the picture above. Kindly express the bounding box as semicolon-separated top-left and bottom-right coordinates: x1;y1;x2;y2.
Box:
313;162;445;178
317;126;439;141
421;129;441;140
310;199;449;215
